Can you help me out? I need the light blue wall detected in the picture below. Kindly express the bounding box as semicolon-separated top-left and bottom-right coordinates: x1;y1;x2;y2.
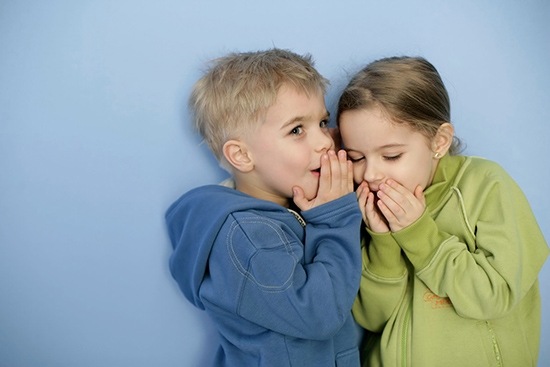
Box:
1;1;548;366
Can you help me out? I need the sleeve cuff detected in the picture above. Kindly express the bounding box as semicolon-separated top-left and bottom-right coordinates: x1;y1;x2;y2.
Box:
392;209;451;270
364;228;407;277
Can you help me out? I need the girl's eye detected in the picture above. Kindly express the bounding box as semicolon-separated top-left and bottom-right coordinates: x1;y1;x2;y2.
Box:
290;126;303;135
384;154;402;161
348;156;365;163
319;119;329;128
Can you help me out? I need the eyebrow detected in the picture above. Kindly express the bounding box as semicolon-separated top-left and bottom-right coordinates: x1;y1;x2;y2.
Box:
281;110;330;130
377;143;406;149
345;143;406;152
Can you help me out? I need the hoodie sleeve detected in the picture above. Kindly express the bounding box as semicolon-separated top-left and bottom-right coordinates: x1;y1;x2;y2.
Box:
352;230;408;332
204;193;362;340
393;162;549;320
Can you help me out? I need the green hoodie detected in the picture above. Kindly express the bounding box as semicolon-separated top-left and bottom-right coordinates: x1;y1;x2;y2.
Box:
353;154;549;367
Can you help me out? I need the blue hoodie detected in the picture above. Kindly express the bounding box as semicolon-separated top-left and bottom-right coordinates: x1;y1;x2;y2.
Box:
166;184;362;367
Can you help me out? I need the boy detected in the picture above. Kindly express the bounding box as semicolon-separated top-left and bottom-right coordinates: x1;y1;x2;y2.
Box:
166;48;362;367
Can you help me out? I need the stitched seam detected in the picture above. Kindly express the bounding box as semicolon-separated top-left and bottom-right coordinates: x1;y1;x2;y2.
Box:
451;186;475;239
226;217;298;293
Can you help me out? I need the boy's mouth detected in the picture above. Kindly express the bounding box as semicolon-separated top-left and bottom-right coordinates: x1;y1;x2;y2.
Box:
311;168;321;177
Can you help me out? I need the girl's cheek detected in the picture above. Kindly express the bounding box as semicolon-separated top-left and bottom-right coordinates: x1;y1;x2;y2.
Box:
353;171;363;185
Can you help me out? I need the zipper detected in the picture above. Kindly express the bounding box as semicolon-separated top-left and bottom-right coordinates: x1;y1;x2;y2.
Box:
485;321;502;367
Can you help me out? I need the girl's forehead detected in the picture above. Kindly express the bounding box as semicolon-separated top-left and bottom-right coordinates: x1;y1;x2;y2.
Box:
340;110;430;150
341;108;410;134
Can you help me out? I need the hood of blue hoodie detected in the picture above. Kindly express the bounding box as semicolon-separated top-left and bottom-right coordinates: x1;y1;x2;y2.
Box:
165;184;289;310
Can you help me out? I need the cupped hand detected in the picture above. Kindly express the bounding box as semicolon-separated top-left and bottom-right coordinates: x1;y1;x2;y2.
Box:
356;181;390;233
293;150;353;211
376;179;425;232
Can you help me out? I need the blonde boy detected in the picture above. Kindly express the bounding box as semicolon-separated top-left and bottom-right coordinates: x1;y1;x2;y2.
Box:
166;48;362;367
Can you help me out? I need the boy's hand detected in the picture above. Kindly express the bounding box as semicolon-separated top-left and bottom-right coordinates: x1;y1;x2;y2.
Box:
293;150;353;211
376;179;425;232
356;181;390;233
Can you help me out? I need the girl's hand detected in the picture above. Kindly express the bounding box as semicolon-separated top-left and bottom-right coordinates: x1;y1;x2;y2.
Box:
357;181;390;233
293;150;353;211
376;179;425;232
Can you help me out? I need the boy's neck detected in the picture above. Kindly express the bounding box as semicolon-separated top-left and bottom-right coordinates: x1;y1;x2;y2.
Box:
233;174;291;208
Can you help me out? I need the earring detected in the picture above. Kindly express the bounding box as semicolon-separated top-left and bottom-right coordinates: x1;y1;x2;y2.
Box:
434;152;441;158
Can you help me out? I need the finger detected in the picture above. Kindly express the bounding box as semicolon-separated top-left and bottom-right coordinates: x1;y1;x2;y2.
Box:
365;192;377;221
337;150;349;193
378;182;419;221
318;152;331;192
356;183;368;223
356;181;368;201
328;150;342;190
414;185;425;206
367;192;390;232
376;193;397;221
382;180;412;202
292;186;309;211
336;150;353;193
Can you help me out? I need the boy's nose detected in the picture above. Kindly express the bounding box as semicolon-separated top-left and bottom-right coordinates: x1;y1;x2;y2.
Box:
315;129;334;153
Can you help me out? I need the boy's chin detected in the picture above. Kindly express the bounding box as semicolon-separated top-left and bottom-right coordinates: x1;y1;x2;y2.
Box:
299;187;319;203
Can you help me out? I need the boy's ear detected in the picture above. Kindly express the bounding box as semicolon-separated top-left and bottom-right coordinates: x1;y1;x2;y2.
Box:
432;123;454;159
223;139;254;173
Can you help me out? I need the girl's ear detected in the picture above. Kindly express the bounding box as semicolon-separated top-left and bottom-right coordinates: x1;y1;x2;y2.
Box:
222;140;254;173
432;123;454;159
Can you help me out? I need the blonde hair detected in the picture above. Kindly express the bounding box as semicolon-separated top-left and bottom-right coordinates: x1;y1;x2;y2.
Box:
189;48;329;170
337;56;462;155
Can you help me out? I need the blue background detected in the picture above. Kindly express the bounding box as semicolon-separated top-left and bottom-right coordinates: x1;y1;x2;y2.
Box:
1;1;548;366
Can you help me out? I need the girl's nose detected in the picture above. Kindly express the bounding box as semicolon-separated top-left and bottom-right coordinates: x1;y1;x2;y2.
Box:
364;162;384;186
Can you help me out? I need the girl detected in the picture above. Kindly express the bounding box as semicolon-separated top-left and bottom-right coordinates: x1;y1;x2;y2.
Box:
337;56;548;367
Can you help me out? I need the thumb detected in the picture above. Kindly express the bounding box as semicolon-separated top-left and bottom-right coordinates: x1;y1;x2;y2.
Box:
414;185;425;205
292;186;311;211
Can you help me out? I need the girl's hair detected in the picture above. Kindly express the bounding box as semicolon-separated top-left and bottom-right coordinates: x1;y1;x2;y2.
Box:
337;56;462;155
189;48;329;170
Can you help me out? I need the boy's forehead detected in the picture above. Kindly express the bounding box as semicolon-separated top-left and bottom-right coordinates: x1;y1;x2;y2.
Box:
276;83;319;99
264;86;327;126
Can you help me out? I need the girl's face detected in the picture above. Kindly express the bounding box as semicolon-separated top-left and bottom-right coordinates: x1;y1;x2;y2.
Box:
339;107;439;194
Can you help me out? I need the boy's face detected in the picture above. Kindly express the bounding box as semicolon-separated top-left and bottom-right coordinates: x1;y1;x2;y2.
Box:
242;85;334;206
339;107;438;194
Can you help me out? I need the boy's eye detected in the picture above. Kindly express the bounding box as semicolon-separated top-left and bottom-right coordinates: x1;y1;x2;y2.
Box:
319;119;329;128
290;126;303;135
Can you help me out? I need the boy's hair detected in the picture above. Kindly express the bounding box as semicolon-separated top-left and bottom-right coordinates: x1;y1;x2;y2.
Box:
337;56;462;155
189;48;329;170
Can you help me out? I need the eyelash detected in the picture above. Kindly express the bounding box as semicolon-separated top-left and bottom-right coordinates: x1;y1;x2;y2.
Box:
348;156;365;163
348;154;402;163
384;154;402;161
